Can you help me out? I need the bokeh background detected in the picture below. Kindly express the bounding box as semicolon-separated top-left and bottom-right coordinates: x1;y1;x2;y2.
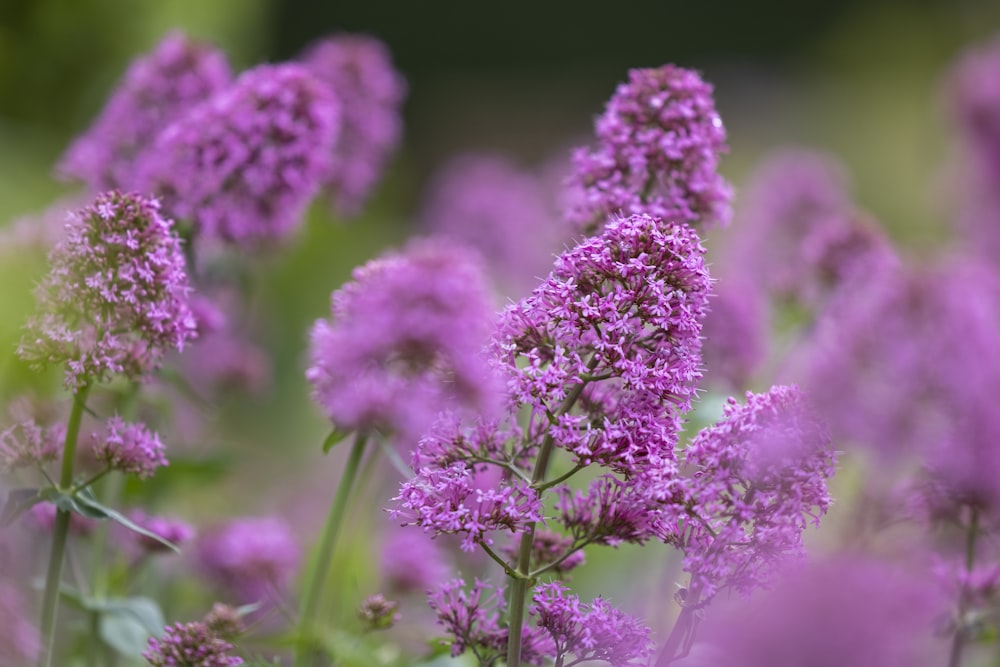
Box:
2;0;1000;648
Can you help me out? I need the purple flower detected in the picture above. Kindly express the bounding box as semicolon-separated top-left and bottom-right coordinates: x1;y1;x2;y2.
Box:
427;578;554;665
56;31;232;193
18;192;196;391
0;418;64;473
307;238;500;445
494;213;710;476
564;65;731;235
530;581;653;667
556;474;673;548
144;621;244;667
421;153;564;296
700;276;768;391
91;416;168;479
949;34;1000;186
380;523;450;595
139;63;340;246
391;463;543;552
301;33;407;216
127;509;195;553
676;385;835;603
197;516;300;606
0;580;40;664
702;556;943;667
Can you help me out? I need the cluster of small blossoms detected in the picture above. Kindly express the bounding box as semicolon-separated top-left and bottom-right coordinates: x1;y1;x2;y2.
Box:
18;191;197;391
674;385;835;603
0;418;65;473
143;620;243;667
301;33;407;216
56;31;232;193
138;63;340;246
564;65;731;235
90;416;168;479
307;238;499;444
358;594;401;631
529;581;653;667
196;516;300;606
494;213;710;475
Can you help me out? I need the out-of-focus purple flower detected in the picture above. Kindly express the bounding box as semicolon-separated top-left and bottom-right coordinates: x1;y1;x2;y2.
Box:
197;516;300;606
0;580;40;664
556;475;669;548
91;416;168;479
530;581;653;667
18;192;196;391
700;276;768;391
421;153;564;296
127;509;195;553
564;65;731;236
0;418;64;473
380;522;451;595
57;31;232;193
139;63;339;246
144;620;243;667
29;501;98;537
181;332;271;396
391;463;543;552
494;213;710;476
307;238;500;445
949;35;1000;185
427;578;554;665
702;556;943;667
675;385;835;603
301;33;406;216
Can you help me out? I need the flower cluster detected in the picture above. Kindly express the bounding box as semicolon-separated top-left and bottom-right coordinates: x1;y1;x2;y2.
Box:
307;238;499;444
91;416;168;479
56;31;232;193
358;594;400;631
0;418;64;473
139;63;340;246
676;385;835;602
564;65;731;235
529;581;653;667
301;33;407;216
18;192;196;391
143;620;243;667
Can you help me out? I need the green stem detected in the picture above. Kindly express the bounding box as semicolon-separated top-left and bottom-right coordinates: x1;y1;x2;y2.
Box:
38;384;90;667
949;506;980;667
293;433;369;667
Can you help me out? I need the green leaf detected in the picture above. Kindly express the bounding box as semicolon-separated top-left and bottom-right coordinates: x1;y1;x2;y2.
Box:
46;489;109;519
97;597;165;657
72;489;180;553
1;487;42;525
322;428;352;454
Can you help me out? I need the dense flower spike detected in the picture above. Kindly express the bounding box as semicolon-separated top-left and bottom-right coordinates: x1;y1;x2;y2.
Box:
703;557;943;667
0;418;64;473
530;581;653;667
677;385;835;602
139;63;339;246
564;65;731;235
307;238;499;444
18;192;196;391
143;621;244;667
197;516;300;606
495;213;710;476
301;33;407;216
427;578;553;665
57;31;232;193
391;463;543;552
91;416;168;479
421;153;563;296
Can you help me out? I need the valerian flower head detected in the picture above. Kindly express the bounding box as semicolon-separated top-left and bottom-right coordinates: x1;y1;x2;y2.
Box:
494;213;710;476
307;238;499;445
565;65;731;236
57;31;232;193
139;63;340;246
530;581;653;667
143;620;243;667
18;191;196;391
301;33;407;216
675;385;835;603
91;416;168;479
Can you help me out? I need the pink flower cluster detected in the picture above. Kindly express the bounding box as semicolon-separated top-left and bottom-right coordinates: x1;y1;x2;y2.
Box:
0;418;65;473
143;620;243;667
91;416;168;479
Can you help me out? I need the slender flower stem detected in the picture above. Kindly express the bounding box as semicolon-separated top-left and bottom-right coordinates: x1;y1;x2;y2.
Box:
294;433;369;667
948;505;980;667
38;384;90;667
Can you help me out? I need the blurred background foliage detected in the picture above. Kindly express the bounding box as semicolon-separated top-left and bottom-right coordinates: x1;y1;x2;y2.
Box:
2;0;1000;641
